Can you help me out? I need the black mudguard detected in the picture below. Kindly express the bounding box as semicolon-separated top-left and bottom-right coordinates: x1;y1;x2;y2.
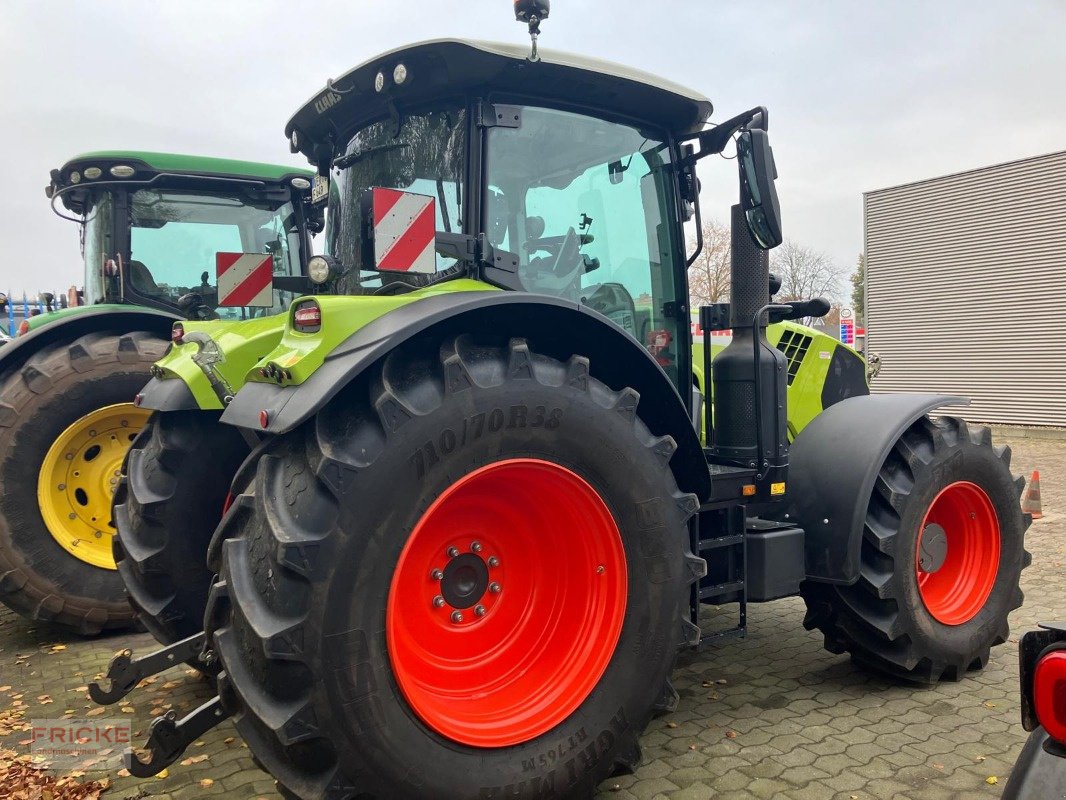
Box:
787;393;968;585
137;376;199;411
1002;728;1066;800
221;292;711;499
0;307;178;374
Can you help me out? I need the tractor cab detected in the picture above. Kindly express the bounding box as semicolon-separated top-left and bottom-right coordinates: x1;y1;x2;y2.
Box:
45;152;322;326
288;39;717;391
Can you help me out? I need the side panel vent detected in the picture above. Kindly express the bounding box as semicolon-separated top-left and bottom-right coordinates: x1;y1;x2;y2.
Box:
776;330;812;385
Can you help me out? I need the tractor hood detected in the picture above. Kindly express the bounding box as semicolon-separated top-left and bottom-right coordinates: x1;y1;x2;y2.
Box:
287;39;714;169
149;314;296;411
144;280;498;412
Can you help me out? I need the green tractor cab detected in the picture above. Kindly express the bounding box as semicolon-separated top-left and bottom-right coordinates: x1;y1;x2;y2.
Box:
104;16;1026;799
0;151;318;635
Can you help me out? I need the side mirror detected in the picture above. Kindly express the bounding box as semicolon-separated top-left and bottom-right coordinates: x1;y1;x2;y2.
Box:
737;129;782;250
360;187;437;273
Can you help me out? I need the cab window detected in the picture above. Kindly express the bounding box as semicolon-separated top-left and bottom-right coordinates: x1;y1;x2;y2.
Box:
128;189;303;318
484;105;683;384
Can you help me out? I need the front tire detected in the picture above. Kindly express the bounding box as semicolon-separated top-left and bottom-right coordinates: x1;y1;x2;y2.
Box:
801;415;1030;682
0;331;166;634
208;335;702;799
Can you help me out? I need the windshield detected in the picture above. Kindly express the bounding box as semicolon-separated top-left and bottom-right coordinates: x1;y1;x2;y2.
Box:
128;189;303;319
326;106;466;292
484;105;684;385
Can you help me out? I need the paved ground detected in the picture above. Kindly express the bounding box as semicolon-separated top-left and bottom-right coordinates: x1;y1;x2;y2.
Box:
0;432;1061;799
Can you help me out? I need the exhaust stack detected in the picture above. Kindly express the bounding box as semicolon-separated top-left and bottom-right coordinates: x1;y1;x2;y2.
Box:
710;205;788;491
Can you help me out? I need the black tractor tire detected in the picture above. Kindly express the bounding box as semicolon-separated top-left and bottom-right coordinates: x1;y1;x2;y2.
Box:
113;410;251;646
206;335;703;800
0;331;167;634
801;415;1031;683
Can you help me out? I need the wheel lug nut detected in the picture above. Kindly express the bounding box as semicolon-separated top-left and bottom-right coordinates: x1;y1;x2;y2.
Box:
488;557;499;568
489;582;501;594
474;604;486;617
451;611;464;624
430;569;444;581
471;541;482;553
447;546;460;558
596;565;605;574
432;595;445;608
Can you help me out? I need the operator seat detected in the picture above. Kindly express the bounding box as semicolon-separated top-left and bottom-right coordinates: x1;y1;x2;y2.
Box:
130;260;162;294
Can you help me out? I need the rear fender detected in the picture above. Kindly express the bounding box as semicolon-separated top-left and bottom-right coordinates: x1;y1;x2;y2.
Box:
222;292;711;499
787;393;968;585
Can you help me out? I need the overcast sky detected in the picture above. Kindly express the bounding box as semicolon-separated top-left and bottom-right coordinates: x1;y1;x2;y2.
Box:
1;0;1063;297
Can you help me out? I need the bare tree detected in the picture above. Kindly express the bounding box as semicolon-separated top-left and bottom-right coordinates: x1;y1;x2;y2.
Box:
770;239;848;305
686;218;731;308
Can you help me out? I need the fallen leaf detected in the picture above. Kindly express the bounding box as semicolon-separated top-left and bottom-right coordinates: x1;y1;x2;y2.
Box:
50;644;67;652
665;722;677;729
0;686;10;692
986;776;998;785
85;707;106;717
933;763;944;770
725;730;738;739
120;706;135;714
688;743;698;751
716;679;728;685
976;756;986;762
223;737;235;744
200;778;215;788
180;754;209;766
117;768;131;778
156;768;169;779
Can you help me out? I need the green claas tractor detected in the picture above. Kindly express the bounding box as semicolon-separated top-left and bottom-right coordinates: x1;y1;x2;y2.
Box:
0;152;319;634
93;10;1027;798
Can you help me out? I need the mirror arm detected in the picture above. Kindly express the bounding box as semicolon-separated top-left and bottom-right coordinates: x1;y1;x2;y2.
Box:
681;106;769;167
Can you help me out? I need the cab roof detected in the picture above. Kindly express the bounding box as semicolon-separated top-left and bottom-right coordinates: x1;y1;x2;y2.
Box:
47;151;313;214
287;38;714;166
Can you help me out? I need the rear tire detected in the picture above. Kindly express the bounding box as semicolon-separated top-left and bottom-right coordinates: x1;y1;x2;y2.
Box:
113;410;250;646
207;335;702;800
0;331;166;634
801;415;1030;682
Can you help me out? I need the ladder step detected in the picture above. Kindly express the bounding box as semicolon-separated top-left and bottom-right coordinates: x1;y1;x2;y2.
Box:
699;534;744;551
699;580;745;600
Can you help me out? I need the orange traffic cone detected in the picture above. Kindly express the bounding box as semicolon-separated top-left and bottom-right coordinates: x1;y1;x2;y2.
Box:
1021;470;1043;520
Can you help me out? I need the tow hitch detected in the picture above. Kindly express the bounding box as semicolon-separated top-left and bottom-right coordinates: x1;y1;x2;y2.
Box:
124;696;231;777
88;632;211;704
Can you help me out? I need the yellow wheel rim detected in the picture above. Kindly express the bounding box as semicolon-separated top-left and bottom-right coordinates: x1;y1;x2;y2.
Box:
37;403;151;570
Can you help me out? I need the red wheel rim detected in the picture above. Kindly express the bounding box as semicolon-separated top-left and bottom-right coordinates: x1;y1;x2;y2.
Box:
386;458;627;748
915;480;1001;625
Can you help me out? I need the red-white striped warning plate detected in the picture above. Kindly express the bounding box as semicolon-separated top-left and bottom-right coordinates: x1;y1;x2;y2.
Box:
216;252;274;307
372;188;436;273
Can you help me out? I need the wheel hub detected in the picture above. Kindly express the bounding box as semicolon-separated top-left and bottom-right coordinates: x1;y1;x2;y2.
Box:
439;551;491;610
917;523;948;573
37;403;151;570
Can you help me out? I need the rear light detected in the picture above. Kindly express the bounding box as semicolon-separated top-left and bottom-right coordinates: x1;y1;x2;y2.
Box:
293;301;321;333
1035;650;1066;744
172;323;185;344
16;320;29;337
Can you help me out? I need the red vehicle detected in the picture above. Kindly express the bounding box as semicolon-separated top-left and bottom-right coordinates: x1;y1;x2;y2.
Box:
1003;623;1066;798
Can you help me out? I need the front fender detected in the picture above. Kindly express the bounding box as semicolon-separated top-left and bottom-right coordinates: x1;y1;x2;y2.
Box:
222;292;711;499
787;393;968;584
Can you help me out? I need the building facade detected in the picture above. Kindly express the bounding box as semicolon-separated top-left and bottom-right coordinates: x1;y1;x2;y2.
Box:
864;150;1066;427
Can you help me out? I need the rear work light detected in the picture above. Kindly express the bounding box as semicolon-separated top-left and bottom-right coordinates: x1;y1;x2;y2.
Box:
293;301;322;333
171;323;185;344
1035;649;1066;745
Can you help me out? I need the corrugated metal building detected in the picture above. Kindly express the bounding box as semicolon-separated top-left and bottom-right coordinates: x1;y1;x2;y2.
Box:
864;150;1066;427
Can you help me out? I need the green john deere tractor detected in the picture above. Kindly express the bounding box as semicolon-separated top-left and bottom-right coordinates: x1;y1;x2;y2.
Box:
95;10;1026;798
0;152;319;634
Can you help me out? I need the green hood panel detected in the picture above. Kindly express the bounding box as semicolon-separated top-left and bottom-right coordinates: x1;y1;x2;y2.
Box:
155;314;294;409
151;279;498;410
255;279;499;387
21;303;139;333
